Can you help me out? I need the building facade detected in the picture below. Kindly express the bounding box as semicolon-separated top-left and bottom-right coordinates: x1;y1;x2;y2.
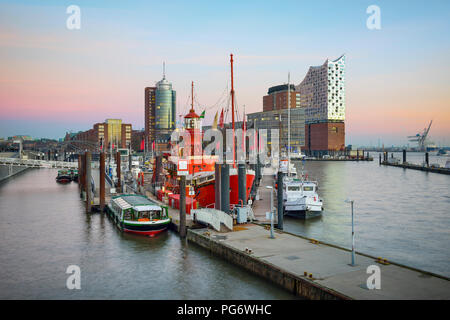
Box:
296;55;346;155
66;119;132;152
144;86;156;150
247;108;305;154
144;74;176;154
263;84;300;112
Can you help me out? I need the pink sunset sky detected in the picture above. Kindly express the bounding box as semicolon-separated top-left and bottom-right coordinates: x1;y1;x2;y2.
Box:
0;0;449;147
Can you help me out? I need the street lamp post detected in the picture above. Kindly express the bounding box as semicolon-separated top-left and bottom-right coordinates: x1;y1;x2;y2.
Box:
345;199;356;266
266;185;275;239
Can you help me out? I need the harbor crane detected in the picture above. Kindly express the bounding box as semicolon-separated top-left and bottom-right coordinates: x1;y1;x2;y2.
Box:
408;120;432;151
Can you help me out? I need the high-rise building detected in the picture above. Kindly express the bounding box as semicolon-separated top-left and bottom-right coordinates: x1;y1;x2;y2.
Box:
296;55;346;155
144;71;176;154
144;86;156;151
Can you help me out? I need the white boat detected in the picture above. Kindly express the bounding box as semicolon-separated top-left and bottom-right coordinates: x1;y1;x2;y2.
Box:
283;177;323;219
290;152;306;161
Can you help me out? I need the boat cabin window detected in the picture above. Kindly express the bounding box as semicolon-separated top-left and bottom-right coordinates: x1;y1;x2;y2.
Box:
303;186;314;192
151;210;162;219
287;186;301;191
140;211;150;219
136;210;162;220
123;209;132;220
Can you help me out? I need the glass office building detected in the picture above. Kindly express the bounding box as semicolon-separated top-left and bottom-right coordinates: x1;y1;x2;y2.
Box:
247;108;305;153
155;76;176;144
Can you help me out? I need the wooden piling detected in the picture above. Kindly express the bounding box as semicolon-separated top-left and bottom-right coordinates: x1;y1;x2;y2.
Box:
85;151;92;213
100;152;105;212
78;155;82;193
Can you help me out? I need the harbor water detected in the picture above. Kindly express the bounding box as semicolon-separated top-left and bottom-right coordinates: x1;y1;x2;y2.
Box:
288;152;450;278
0;169;297;299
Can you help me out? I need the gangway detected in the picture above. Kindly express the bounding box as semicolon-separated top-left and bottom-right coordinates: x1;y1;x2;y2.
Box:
0;157;77;169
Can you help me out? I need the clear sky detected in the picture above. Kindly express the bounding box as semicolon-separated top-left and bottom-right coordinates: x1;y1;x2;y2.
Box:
0;0;449;147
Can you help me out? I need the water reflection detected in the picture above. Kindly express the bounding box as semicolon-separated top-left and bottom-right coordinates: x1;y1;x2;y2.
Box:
0;169;297;300
285;153;450;277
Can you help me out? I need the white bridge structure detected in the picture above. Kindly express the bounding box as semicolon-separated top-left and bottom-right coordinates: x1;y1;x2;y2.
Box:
0;157;78;169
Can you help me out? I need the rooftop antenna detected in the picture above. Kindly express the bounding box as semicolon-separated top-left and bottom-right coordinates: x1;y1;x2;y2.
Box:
163;62;166;79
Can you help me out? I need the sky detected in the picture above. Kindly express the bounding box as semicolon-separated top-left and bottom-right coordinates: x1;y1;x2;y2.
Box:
0;0;449;147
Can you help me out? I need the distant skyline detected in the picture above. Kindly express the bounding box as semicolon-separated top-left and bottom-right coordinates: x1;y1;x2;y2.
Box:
0;0;449;146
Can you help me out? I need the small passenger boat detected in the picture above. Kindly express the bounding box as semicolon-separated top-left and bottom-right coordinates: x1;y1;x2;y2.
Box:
107;194;170;237
56;169;72;183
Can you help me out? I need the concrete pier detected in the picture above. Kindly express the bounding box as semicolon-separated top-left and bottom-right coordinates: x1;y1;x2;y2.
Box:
187;224;450;300
184;167;450;299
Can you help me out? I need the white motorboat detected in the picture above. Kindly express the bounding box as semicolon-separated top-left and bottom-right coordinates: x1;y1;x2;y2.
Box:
290;152;306;161
283;177;323;219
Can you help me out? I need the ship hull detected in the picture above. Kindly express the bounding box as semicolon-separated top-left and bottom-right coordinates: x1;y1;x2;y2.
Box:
195;172;255;208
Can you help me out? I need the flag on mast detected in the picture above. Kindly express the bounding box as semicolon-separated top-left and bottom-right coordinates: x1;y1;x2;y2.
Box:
199;110;205;119
212;111;218;129
219;108;224;128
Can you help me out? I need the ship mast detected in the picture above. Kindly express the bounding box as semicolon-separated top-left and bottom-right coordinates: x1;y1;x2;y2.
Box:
230;54;236;168
191;81;194;112
288;72;291;176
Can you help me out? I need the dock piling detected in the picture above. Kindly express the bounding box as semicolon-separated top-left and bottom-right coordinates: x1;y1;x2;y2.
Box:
100;152;105;212
215;163;221;210
277;171;284;230
238;163;246;206
179;175;187;238
403;150;406;164
85;151;92;213
425;152;429;167
116;151;121;192
221;163;230;214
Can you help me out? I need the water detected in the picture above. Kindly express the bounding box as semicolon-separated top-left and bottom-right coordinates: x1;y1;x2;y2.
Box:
0;169;297;299
287;152;450;277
